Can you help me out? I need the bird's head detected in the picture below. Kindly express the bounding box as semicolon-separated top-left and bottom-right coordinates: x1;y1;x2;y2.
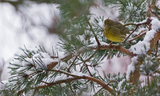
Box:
104;19;114;27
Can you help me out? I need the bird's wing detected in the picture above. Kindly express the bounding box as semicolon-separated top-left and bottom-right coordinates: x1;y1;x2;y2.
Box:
116;25;130;35
110;26;126;41
110;26;121;35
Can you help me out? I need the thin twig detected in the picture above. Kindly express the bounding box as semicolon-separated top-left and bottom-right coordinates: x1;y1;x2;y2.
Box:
69;82;76;95
155;41;159;57
94;80;118;96
151;11;160;18
67;56;77;72
93;87;103;96
50;56;59;58
124;23;139;26
156;85;160;92
147;76;150;86
149;3;160;18
78;56;93;76
85;16;101;46
123;24;139;43
123;18;151;43
129;32;146;43
32;89;37;96
80;55;96;76
76;49;99;65
41;81;50;85
60;46;90;62
107;80;118;85
85;64;93;77
149;70;158;76
85;49;99;62
23;70;43;78
50;69;78;77
78;56;85;72
80;63;84;72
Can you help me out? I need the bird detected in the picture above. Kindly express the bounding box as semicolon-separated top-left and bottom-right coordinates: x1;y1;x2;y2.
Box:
104;19;130;45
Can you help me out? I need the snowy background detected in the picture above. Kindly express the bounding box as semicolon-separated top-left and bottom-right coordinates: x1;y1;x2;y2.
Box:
0;1;130;82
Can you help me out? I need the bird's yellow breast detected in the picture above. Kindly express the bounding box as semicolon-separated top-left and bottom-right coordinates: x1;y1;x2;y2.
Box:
104;27;124;42
104;19;129;43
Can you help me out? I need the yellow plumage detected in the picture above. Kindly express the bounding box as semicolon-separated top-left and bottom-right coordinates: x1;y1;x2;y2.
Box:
104;19;129;42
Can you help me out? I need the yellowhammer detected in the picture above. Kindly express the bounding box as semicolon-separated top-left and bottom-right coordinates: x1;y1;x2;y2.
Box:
104;19;129;45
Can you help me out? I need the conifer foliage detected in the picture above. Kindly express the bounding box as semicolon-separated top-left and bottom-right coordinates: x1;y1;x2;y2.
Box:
1;0;160;96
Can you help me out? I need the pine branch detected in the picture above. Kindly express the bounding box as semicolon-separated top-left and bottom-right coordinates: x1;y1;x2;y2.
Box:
47;44;135;70
132;31;160;83
18;69;115;95
97;45;135;57
35;76;115;95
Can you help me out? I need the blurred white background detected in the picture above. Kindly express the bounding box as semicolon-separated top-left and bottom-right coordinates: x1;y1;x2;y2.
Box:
0;1;130;82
